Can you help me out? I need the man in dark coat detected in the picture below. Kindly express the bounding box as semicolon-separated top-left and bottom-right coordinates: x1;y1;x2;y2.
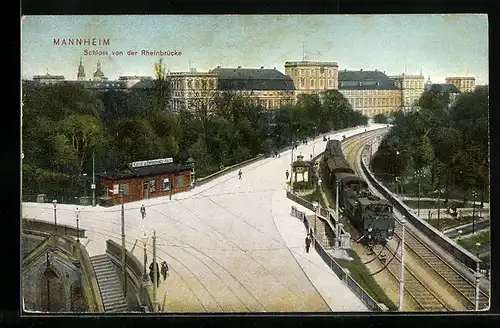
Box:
161;261;169;281
149;261;160;287
305;234;312;253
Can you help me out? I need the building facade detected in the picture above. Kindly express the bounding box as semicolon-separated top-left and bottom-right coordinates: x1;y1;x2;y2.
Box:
98;158;194;205
210;66;296;110
284;61;339;95
32;73;65;84
167;71;218;113
390;73;425;111
445;76;476;93
338;69;402;117
424;82;461;107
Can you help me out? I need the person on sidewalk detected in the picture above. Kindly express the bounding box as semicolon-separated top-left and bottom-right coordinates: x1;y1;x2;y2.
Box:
285;169;289;181
305;234;312;253
149;261;160;287
161;261;169;281
140;205;146;220
238;169;242;180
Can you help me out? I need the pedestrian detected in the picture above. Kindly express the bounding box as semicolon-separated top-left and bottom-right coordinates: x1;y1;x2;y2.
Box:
305;234;312;253
140;204;146;220
238;169;242;180
161;261;169;281
285;169;289;181
149;261;160;287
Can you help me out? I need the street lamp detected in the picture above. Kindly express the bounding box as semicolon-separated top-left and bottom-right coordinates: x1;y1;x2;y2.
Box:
187;157;195;189
472;190;478;234
399;217;406;311
75;207;80;243
416;170;425;218
120;188;127;298
475;242;481;311
92;151;96;207
141;233;148;281
82;173;88;198
312;201;319;241
52;200;57;233
437;188;444;231
152;230;159;312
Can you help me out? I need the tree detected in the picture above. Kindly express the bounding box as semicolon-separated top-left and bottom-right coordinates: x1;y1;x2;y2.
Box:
373;113;388;124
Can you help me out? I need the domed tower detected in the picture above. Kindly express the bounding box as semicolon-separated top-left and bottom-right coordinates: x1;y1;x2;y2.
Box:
93;60;106;81
77;57;86;81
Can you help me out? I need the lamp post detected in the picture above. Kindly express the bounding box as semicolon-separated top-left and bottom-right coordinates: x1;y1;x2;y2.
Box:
312;201;319;241
152;230;159;312
472;190;477;234
437;188;444;231
75;207;80;243
52;200;57;233
120;188;127;298
399;217;406;311
141;233;148;281
82;173;88;198
91;151;96;207
186;157;195;189
475;242;481;311
416;170;425;218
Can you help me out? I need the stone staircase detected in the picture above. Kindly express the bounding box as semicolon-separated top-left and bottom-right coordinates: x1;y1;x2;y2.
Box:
90;254;128;312
308;215;335;248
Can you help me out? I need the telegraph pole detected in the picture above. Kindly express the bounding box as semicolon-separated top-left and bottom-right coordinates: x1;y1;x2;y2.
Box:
152;230;159;312
121;189;127;298
335;180;340;244
92;152;96;207
399;218;406;311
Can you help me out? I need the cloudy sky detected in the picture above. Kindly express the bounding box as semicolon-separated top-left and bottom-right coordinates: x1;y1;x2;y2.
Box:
21;14;488;84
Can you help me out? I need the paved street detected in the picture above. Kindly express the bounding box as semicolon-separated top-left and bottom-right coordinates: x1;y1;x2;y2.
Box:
22;124;388;312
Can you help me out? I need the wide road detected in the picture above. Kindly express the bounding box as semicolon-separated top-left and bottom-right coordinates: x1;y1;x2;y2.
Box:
22;124;388;312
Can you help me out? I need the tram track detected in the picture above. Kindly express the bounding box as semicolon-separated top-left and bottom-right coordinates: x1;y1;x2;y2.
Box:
340;131;489;311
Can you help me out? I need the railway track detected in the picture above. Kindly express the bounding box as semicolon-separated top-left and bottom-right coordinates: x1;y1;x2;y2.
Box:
338;130;489;311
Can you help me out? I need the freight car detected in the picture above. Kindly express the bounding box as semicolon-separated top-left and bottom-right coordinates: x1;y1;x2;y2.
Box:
323;140;395;245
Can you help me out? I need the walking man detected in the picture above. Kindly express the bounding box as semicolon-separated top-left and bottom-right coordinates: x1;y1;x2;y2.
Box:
285;169;289;181
161;261;169;281
149;261;160;287
140;204;146;220
238;169;242;180
305;234;312;253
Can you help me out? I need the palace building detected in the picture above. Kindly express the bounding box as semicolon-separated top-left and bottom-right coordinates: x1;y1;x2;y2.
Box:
284;60;339;95
338;69;402;117
389;73;425;111
445;76;476;93
167;71;219;113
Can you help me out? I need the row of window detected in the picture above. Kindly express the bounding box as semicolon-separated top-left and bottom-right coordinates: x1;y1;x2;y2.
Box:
349;97;401;108
172;78;216;90
293;68;336;77
299;78;333;88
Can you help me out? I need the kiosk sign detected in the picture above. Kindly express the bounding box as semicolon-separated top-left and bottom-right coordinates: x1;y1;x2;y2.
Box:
130;158;173;168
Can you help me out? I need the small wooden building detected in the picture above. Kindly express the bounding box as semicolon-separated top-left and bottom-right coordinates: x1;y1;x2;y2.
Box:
98;158;194;205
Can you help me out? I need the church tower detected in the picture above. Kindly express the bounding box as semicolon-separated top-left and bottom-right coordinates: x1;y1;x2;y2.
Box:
77;57;86;81
93;60;106;81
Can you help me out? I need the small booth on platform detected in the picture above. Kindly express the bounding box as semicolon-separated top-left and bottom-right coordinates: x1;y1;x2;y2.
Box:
291;154;315;187
98;157;195;206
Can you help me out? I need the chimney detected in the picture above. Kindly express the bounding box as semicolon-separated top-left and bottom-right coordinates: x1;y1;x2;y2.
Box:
360;69;363;71
261;66;264;69
375;69;378;72
217;65;221;68
274;67;276;70
238;66;242;68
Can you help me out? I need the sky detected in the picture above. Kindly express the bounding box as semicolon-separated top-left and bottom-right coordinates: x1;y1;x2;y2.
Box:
21;14;489;85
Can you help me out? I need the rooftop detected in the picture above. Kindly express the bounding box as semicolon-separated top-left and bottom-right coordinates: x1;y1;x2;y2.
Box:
424;83;461;94
99;162;192;180
338;70;398;90
210;67;295;91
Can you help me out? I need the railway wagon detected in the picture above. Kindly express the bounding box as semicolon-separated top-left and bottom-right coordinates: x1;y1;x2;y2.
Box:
322;139;396;245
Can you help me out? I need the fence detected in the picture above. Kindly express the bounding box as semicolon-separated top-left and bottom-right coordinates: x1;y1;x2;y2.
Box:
290;205;385;312
22;218;86;238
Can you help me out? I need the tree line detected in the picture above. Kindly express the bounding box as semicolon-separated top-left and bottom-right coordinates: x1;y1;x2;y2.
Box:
22;78;367;201
371;84;489;203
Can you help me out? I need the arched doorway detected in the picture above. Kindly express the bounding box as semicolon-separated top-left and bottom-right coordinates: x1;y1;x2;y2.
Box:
40;268;65;312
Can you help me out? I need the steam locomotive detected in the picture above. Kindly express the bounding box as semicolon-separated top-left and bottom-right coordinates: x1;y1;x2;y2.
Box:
323;140;395;245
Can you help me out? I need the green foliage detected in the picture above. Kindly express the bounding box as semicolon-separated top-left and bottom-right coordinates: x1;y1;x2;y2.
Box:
22;78;368;200
371;86;489;201
372;113;388;124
